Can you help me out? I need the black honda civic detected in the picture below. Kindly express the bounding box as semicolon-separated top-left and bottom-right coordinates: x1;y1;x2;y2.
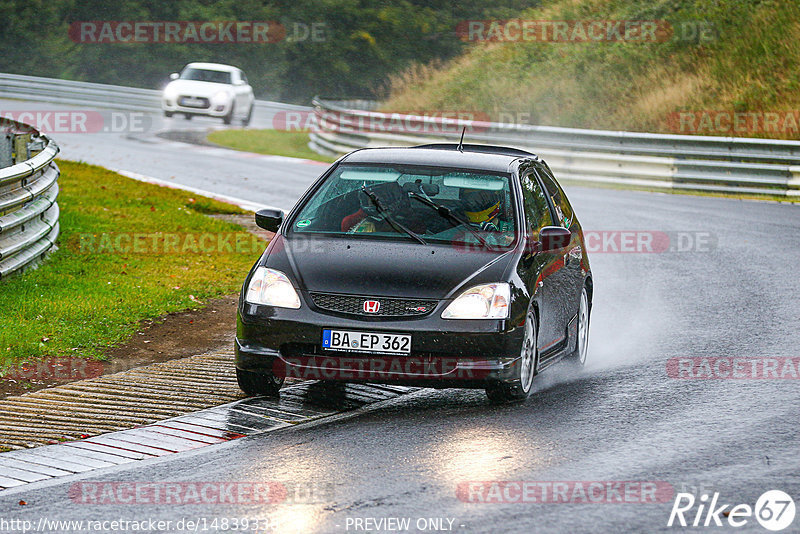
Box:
235;144;592;402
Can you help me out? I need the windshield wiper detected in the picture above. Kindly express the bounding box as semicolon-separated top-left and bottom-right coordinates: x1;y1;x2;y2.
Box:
360;186;428;245
408;192;492;249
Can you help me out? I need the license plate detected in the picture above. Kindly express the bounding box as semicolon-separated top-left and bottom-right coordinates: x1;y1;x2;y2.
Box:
180;97;205;107
322;329;411;354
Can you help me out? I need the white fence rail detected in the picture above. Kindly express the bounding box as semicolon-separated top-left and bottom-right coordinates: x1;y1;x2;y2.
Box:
0;120;59;279
309;98;800;197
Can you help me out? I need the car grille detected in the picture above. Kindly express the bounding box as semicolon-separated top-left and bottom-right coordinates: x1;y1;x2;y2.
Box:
309;293;437;317
178;96;210;109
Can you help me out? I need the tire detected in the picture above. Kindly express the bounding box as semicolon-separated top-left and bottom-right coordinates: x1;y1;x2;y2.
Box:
236;368;284;397
486;310;537;402
567;286;590;367
164;111;173;118
183;114;192;120
223;104;235;125
242;104;253;126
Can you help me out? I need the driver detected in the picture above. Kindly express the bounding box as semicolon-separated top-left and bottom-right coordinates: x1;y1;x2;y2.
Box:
460;189;514;246
462;190;512;232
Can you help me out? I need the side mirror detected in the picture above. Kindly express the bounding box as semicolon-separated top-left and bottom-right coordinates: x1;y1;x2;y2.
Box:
169;73;179;80
255;209;284;232
539;226;571;252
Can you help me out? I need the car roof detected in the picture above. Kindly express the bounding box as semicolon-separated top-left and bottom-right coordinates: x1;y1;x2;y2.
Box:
340;145;538;173
184;62;239;72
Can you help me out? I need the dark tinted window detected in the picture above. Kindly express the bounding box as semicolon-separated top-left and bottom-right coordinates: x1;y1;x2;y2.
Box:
520;170;552;231
180;68;232;84
536;166;573;227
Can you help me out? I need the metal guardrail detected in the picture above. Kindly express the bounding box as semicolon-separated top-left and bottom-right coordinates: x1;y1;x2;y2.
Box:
0;73;310;114
309;98;800;197
0;118;60;279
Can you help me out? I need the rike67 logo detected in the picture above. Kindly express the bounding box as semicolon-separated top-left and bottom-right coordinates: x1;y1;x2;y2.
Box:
668;490;795;531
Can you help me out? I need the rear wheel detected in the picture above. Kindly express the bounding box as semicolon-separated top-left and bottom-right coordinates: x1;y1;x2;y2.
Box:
183;114;192;120
486;310;537;402
567;286;590;366
236;368;284;397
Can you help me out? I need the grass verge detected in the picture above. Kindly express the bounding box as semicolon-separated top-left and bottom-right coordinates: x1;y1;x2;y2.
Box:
207;129;337;163
0;160;263;367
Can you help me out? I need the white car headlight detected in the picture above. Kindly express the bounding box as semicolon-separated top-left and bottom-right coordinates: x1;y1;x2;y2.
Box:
212;90;233;105
162;85;178;100
442;283;510;319
245;267;301;309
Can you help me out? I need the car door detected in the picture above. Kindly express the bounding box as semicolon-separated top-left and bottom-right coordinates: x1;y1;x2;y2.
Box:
535;164;582;352
235;70;253;113
518;166;564;357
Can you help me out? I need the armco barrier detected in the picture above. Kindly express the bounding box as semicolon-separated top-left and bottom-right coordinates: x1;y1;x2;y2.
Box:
0;72;310;115
0;118;60;279
308;98;800;197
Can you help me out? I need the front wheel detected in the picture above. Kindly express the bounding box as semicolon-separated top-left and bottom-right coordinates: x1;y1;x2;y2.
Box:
486;310;537;402
241;104;253;126
223;104;235;125
236;368;284;397
164;111;173;118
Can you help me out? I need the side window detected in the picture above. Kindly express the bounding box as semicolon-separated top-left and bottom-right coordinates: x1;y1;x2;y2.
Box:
240;71;248;84
536;166;573;227
520;171;552;231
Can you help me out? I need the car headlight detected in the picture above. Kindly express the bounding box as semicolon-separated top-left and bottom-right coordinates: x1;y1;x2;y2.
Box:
212;91;233;105
442;283;510;319
162;85;178;100
245;267;301;309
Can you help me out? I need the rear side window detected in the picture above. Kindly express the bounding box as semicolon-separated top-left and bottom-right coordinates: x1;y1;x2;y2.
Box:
520;170;552;231
536;166;573;227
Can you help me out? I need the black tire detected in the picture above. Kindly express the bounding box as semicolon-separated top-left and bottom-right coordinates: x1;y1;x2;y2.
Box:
184;114;192;120
566;286;590;367
164;111;174;118
236;368;284;397
223;104;235;125
486;310;538;402
242;105;253;126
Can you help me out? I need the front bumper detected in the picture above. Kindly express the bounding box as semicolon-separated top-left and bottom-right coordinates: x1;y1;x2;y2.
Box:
236;302;525;389
162;97;230;117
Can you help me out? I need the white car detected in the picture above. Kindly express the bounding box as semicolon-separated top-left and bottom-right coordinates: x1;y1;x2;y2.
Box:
162;62;255;125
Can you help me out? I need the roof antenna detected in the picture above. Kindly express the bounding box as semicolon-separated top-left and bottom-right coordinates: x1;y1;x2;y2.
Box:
457;127;466;152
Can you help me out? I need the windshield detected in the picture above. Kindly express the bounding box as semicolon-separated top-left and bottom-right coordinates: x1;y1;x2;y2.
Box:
291;164;517;248
179;68;232;84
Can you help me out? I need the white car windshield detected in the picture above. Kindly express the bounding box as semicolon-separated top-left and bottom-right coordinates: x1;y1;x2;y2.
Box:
180;68;232;84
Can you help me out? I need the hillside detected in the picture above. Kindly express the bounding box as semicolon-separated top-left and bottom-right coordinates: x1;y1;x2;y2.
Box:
384;0;800;139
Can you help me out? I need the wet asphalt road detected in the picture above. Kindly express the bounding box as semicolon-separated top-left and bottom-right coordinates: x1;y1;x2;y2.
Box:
1;100;799;532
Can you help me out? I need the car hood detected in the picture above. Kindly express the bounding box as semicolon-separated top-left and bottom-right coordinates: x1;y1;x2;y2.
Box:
164;80;232;97
264;235;516;300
